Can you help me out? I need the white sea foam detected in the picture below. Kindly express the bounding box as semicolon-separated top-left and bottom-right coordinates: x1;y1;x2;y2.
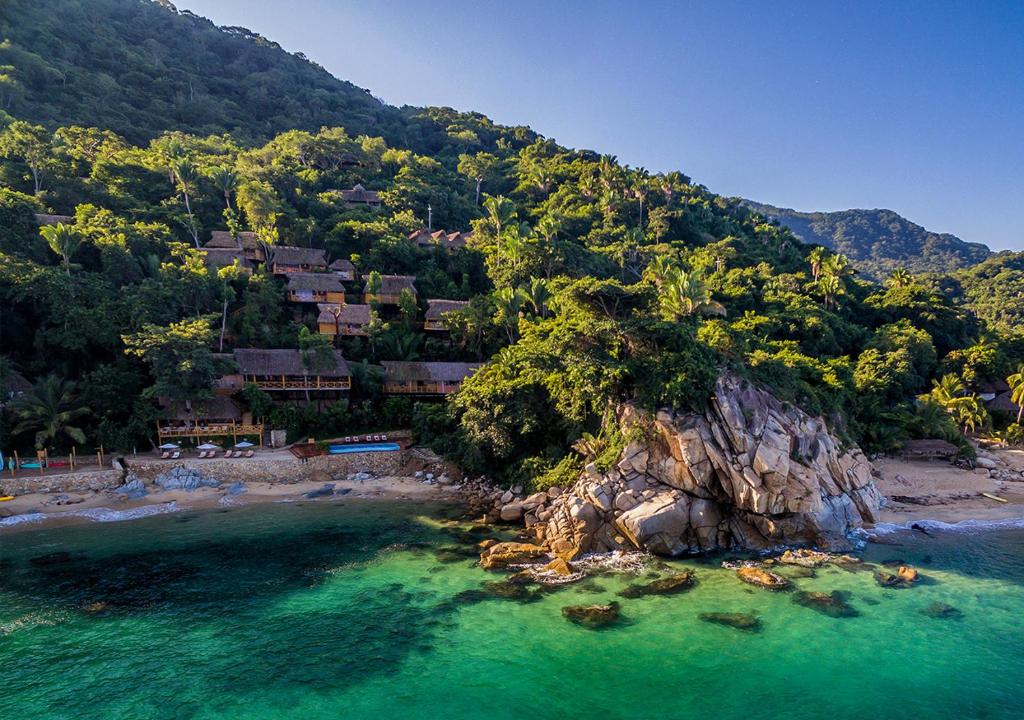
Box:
0;502;183;530
864;515;1024;537
0;512;47;528
61;502;183;523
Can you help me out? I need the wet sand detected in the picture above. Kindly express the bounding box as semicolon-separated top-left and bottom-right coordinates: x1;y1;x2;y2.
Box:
0;475;452;533
872;446;1024;525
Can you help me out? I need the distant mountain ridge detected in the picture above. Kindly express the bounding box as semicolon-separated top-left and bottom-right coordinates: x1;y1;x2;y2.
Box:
742;201;992;280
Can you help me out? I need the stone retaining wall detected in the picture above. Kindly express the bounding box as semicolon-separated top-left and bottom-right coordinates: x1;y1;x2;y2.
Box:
1;450;412;496
1;469;124;496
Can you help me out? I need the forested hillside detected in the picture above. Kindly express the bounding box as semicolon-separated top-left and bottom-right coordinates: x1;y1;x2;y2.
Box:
744;201;991;280
1;0;1022;486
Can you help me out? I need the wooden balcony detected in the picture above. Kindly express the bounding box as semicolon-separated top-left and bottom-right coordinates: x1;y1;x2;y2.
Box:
318;323;367;337
247;375;351;391
157;422;265;441
363;293;401;305
288;290;346;304
423;320;448;332
384;381;462;395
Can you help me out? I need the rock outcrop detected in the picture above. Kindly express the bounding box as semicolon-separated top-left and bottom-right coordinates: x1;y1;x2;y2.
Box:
540;375;882;556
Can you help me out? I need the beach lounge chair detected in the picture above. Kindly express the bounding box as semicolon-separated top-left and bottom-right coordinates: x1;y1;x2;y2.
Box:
160;451;170;459
232;451;243;458
244;450;255;458
171;451;180;460
198;451;208;459
381;435;388;441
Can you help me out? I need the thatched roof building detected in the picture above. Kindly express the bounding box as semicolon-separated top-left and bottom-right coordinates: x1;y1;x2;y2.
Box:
337;184;382;207
233;349;350;378
328;258;357;280
270;246;328;273
381;361;481;394
201;248;252;272
407;228;472;251
987;391;1021;417
160;396;243;423
424;299;469;331
287;273;345;293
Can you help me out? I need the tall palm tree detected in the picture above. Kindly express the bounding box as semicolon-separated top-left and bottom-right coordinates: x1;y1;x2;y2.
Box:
208;166;238;210
11;375;90;450
39;223;81;276
482;195;516;237
493;286;527;342
808;247;827;281
172;157;201;247
1007;363;1024;423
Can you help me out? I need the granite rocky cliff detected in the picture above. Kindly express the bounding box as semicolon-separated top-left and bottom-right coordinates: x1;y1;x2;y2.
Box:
495;375;883;557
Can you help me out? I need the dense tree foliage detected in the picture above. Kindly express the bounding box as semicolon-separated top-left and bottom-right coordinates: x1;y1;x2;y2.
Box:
0;0;1019;484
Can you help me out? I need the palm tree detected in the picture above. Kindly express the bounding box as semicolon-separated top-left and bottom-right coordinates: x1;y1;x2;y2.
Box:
1007;364;1024;423
888;267;913;288
11;375;90;450
818;273;844;311
482;195;516;237
493;286;527;342
208;166;238;210
951;394;987;434
524;277;552;318
808;247;827;281
928;374;966;408
658;268;726;320
171;158;201;247
39;223;81;276
631;167;649;226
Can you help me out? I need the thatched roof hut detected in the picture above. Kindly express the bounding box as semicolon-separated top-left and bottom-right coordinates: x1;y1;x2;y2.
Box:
317;303;371;327
337;184;381;206
286;273;345;294
382;361;481;383
233;349;350;378
987;391;1021;417
377;274;417;296
201;248;252;272
270;246;328;272
160;396;242;422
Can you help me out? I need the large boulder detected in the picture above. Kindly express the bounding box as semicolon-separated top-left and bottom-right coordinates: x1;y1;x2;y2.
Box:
540;374;883;555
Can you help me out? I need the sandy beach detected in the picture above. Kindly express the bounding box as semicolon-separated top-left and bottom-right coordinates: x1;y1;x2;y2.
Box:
0;474;455;533
871;446;1024;526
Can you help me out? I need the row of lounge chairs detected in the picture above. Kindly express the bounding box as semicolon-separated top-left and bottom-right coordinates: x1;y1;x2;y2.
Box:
159;450;256;460
341;434;389;443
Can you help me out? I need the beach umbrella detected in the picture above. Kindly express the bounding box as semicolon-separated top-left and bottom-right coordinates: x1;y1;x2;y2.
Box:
234;440;255;448
159;443;180;450
197;443;221;450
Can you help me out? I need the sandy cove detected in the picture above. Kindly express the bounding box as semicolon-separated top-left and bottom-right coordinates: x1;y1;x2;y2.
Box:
0;446;462;533
871;446;1024;526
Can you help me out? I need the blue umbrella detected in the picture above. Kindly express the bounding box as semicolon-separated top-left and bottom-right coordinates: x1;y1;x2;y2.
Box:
234;441;255;448
159;443;180;450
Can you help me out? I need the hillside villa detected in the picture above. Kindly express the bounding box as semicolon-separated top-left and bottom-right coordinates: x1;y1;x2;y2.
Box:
423;299;469;332
381;361;481;395
317;303;372;336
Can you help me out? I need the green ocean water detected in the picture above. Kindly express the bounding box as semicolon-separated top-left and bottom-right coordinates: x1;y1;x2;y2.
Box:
1;500;1022;720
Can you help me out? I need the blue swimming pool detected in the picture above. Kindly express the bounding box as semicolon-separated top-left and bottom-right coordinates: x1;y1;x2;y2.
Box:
328;442;401;454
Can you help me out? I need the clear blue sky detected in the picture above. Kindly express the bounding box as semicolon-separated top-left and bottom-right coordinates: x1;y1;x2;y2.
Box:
177;0;1023;251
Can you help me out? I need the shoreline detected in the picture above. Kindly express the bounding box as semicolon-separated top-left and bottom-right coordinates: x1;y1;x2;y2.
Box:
0;474;460;534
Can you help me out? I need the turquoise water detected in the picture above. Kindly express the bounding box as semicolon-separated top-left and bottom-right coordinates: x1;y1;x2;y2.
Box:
328;442;401;454
1;501;1022;720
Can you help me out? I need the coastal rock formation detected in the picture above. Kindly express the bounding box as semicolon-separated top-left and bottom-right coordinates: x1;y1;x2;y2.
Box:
539;375;883;556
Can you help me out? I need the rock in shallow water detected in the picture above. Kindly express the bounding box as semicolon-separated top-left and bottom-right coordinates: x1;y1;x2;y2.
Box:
920;602;963;619
736;566;790;590
792;590;859;618
699;612;762;632
562;601;621;628
618;571;696;598
479;542;548;570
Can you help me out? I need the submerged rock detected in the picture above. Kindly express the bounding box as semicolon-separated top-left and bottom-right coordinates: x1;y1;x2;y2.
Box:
779;549;832;567
920;602;963;619
562;602;621;628
792;590;859;618
618;571;696;598
875;566;921;589
699;612;761;632
305;483;335;499
481;580;542;603
736;566;790;590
